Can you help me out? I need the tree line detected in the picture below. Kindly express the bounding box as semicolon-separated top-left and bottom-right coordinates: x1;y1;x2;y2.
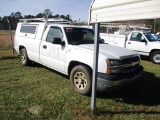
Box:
0;9;73;30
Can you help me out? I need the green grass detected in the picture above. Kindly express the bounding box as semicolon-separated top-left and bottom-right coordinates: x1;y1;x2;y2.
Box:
0;57;160;119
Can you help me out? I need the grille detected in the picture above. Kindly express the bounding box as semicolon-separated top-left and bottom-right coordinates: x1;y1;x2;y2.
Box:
122;56;140;73
122;56;140;64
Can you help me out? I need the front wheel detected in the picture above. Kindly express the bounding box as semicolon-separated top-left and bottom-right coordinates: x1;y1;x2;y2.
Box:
70;65;92;95
150;51;160;64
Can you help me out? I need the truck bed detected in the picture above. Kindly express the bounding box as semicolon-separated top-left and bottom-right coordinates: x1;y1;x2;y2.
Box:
100;33;126;47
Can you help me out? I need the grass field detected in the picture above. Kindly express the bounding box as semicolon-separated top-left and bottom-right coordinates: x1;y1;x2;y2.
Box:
0;56;160;119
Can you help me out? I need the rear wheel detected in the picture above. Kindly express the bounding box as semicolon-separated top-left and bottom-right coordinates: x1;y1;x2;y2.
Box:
70;65;92;95
20;48;30;66
150;51;160;64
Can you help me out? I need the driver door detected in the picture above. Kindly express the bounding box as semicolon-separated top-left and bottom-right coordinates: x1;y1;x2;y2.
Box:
40;26;67;73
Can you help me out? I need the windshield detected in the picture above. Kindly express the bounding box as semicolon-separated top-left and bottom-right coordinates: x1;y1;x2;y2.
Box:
144;33;157;42
64;27;104;45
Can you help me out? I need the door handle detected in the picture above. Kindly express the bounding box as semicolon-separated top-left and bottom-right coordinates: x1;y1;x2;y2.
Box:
43;45;47;49
128;42;131;44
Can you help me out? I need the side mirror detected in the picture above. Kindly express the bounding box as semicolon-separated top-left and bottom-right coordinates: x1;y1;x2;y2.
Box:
52;38;65;46
52;38;61;44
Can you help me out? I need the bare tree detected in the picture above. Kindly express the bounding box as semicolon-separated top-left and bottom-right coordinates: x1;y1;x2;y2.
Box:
43;9;52;18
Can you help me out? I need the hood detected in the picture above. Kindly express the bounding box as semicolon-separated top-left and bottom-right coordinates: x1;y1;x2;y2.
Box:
149;41;160;48
72;44;139;59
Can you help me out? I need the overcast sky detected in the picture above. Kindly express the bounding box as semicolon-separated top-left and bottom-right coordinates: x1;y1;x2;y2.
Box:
0;0;92;21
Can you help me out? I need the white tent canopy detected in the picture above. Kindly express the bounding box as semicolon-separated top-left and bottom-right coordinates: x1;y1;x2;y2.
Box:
89;0;160;113
89;0;160;24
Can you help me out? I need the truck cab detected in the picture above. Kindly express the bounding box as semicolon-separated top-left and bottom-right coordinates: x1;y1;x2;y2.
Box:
126;31;160;64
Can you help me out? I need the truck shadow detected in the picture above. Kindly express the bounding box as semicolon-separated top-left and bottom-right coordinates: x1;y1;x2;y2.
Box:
140;55;150;62
0;56;17;60
95;110;160;116
97;71;160;106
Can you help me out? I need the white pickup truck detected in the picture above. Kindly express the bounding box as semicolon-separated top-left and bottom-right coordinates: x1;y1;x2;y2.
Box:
100;31;160;64
14;19;143;95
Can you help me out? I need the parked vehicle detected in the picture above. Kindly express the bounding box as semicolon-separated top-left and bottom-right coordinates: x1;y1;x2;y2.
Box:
100;31;160;64
14;18;143;95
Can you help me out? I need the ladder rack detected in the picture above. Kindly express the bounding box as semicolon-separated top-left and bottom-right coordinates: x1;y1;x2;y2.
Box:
19;17;73;24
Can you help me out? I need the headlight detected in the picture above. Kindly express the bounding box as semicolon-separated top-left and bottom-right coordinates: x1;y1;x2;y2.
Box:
107;59;122;66
106;59;123;74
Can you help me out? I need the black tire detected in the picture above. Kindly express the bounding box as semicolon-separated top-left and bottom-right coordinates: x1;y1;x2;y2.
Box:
20;48;30;66
150;51;160;64
70;65;92;95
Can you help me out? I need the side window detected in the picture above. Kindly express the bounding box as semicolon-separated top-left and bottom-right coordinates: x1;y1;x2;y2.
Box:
20;25;37;34
19;25;38;38
46;27;62;43
130;32;145;41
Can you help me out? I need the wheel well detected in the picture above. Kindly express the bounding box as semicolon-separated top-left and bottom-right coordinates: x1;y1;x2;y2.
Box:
19;46;25;52
150;49;160;56
68;61;92;75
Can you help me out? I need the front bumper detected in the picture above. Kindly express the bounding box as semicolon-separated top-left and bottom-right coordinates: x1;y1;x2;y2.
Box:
97;65;143;92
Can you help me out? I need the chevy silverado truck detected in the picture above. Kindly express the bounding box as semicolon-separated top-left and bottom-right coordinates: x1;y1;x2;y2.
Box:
100;31;160;64
14;18;143;95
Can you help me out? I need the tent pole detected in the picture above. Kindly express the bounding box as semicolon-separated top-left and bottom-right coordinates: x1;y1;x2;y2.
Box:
91;23;100;114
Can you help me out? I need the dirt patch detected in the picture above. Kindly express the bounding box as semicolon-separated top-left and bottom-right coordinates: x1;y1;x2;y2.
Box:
0;105;4;112
28;105;43;115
